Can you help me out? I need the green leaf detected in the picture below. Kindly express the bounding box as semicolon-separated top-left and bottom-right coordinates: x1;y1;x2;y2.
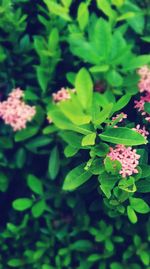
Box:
43;0;71;21
70;240;93;251
0;172;8;192
111;0;125;7
48;28;59;53
64;145;79;157
77;3;89;31
93;18;112;60
110;262;123;269
127;206;137;224
58;97;91;125
25;136;52;150
97;0;116;18
42;265;55;269
92;95;113;126
89;65;109;73
61;0;72;8
99;173;118;198
48;107;92;135
15;126;39;142
106;70;123;87
15;148;26;169
136;180;150;193
63;163;92;191
104;156;121;175
31;200;46;218
75;68;93;110
141;165;150;178
119;177;136;193
82;133;96;146
130;197;149;214
69;38;102;65
139;251;150;266
112;94;131;113
13;198;33;211
8;259;24;267
36;66;49;93
141;36;150;42
87;254;101;262
90;143;109;157
0;137;13;149
43;125;58;135
59;131;82;148
123;55;150;71
117;12;136;21
99;127;147;145
27;174;43;195
144;102;150;114
48;146;60;180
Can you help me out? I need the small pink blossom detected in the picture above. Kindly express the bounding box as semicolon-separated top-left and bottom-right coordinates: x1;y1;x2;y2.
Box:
52;87;76;103
134;92;150;122
132;124;149;139
107;145;140;178
112;113;127;123
137;65;150;93
0;88;36;131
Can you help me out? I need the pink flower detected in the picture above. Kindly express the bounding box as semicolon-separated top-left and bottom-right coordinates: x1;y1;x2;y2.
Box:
112;113;127;123
132;124;149;139
0;88;36;131
52;87;76;103
107;145;140;178
134;92;150;122
137;65;150;93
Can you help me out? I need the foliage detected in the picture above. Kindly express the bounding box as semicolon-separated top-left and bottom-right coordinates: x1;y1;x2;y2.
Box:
0;0;150;268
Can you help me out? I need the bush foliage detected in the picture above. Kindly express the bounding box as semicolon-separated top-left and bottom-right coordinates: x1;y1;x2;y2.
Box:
0;0;150;268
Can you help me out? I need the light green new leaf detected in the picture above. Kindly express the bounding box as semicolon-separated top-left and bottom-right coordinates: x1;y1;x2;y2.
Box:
95;103;113;125
27;174;43;195
97;0;116;18
75;68;93;110
77;3;89;31
82;133;96;146
43;0;71;21
99;127;147;145
63;163;92;191
117;12;136;21
13;198;33;211
61;0;72;8
48;108;92;135
58;98;91;125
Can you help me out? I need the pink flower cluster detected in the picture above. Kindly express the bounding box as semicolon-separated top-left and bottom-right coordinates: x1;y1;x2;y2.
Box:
0;88;36;131
132;124;149;139
112;112;127;123
134;92;150;122
52;87;75;103
107;145;140;178
137;65;150;93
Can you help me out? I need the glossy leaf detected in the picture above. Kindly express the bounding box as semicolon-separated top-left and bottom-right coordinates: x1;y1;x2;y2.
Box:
99;127;147;145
